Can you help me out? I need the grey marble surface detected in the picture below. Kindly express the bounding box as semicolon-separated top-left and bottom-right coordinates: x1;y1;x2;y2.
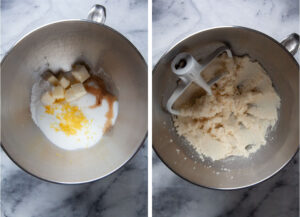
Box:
1;0;147;217
152;0;299;217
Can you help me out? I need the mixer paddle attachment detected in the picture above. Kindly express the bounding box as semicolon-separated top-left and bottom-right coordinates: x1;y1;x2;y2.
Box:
166;44;233;115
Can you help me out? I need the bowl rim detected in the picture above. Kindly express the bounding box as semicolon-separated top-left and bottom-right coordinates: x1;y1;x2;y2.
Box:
1;19;147;68
1;19;148;184
152;25;299;190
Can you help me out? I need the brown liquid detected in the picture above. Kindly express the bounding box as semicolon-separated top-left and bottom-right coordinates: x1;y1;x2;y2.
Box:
84;76;116;133
103;96;115;132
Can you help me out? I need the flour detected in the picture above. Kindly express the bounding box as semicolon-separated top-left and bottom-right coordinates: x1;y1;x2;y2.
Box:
173;54;281;161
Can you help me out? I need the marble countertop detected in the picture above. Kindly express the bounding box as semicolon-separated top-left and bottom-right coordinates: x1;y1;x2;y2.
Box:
152;0;299;217
1;0;300;216
1;0;147;217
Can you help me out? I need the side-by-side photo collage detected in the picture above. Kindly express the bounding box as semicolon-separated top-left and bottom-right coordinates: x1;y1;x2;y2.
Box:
1;0;299;217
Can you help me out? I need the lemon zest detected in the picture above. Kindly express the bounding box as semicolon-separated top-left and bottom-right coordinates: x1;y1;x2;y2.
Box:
51;103;89;136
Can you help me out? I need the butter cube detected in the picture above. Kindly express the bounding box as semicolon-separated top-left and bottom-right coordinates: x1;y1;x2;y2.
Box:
71;65;90;83
41;91;55;105
43;71;59;86
47;75;59;86
65;83;87;102
51;86;64;100
58;76;70;88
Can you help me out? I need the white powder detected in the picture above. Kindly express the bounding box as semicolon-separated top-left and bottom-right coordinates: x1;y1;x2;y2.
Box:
173;55;280;161
30;71;119;151
30;78;51;125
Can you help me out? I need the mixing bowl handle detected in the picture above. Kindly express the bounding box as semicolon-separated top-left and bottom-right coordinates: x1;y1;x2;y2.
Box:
87;4;106;24
281;33;299;56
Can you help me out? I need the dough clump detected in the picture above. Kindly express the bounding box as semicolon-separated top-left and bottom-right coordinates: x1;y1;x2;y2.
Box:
173;54;280;161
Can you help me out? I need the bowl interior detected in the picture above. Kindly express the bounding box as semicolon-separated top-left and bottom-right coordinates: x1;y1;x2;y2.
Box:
153;27;299;189
1;21;147;183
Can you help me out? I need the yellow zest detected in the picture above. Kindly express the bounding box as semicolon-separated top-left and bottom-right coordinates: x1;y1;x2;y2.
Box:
56;103;88;135
45;105;55;115
47;102;89;136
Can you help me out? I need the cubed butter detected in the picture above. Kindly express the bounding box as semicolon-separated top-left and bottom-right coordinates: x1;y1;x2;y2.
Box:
58;76;70;88
71;65;90;83
65;83;87;102
47;75;59;86
51;86;64;100
43;71;59;86
41;91;55;105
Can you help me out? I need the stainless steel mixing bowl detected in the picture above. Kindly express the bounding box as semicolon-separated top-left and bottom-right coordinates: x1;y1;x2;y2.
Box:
153;26;299;189
1;5;147;184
